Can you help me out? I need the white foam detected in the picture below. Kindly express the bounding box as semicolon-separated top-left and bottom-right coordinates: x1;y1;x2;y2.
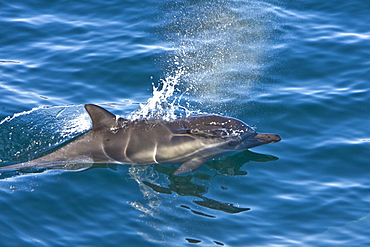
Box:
129;68;186;121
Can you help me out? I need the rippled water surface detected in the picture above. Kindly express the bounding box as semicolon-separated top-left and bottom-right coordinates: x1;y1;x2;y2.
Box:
1;0;370;246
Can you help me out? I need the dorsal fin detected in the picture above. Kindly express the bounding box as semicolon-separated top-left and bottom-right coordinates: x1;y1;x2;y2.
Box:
84;104;118;130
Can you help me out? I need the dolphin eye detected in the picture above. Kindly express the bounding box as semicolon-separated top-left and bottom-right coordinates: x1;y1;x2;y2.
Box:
190;128;200;134
189;128;221;138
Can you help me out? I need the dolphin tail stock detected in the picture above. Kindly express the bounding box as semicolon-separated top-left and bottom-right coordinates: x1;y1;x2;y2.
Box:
0;158;54;173
0;148;94;173
0;159;94;173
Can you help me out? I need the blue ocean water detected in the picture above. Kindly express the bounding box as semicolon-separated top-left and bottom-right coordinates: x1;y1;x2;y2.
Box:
1;0;369;246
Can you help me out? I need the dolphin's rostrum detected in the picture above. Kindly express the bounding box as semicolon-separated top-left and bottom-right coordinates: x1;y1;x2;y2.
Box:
0;104;281;175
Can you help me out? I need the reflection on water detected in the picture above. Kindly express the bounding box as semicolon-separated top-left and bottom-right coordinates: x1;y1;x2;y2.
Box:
134;150;278;215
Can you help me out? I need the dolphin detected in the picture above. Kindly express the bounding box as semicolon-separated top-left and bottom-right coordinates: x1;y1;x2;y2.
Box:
0;104;281;175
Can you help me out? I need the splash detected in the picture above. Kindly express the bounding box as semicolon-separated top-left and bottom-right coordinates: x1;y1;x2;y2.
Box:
129;67;190;121
0;105;90;163
128;165;162;216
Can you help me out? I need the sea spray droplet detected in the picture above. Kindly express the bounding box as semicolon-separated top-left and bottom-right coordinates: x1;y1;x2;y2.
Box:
129;68;187;121
161;0;271;114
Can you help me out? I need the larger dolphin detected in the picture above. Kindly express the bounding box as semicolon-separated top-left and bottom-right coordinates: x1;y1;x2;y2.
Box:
0;104;281;175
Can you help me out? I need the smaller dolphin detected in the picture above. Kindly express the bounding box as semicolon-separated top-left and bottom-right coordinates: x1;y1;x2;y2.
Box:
0;104;281;175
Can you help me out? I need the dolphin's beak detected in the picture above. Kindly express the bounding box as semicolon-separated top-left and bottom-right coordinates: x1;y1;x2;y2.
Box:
254;133;281;144
239;132;281;149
